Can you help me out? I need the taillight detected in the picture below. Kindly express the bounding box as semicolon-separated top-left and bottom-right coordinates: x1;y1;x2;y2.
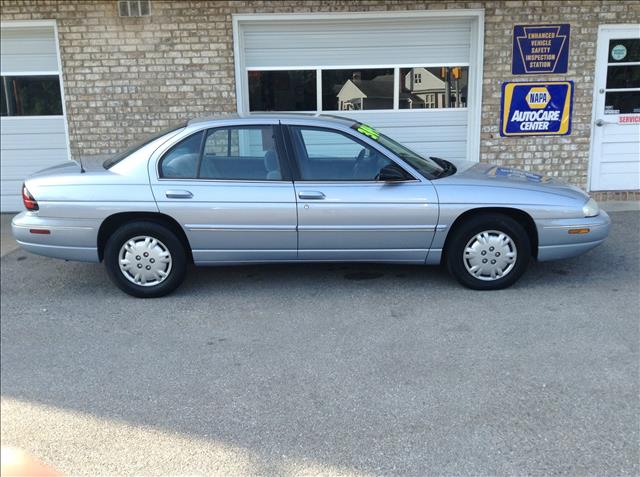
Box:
22;184;39;211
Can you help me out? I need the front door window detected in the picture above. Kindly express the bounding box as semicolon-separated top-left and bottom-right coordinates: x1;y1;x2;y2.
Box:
289;126;401;181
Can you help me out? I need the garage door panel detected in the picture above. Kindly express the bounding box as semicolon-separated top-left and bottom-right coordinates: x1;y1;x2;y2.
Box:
1;180;24;201
0;117;67;135
1;156;70;181
1;132;68;150
0;27;59;72
0;191;24;213
248;45;471;69
379;127;467;143
1;38;58;56
243;18;472;67
331;110;467;127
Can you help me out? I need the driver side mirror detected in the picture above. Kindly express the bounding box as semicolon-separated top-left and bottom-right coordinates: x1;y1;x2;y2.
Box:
377;164;409;182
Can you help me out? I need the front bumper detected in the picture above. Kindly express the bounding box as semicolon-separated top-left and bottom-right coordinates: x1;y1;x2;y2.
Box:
11;212;100;262
536;210;611;262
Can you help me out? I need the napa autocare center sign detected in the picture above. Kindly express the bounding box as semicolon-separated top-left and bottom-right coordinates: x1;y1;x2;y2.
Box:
512;24;570;74
500;81;574;136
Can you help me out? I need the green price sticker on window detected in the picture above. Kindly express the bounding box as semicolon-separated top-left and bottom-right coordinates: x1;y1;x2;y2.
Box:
357;124;380;140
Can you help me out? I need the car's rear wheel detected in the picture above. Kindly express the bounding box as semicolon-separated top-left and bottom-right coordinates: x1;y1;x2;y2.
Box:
446;213;531;290
104;221;187;298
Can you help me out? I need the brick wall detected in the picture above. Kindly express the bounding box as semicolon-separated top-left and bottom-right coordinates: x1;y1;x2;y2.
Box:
1;0;638;195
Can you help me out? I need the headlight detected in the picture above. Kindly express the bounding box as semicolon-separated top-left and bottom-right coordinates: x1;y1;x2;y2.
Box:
582;198;599;217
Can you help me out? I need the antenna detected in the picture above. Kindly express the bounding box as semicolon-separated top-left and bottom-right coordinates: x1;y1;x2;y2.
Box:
68;100;85;173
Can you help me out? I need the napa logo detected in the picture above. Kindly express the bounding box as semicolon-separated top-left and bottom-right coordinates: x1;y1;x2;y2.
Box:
525;87;550;109
500;81;573;136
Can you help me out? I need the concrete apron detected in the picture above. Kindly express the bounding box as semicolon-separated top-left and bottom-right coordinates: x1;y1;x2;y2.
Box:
1;201;638;258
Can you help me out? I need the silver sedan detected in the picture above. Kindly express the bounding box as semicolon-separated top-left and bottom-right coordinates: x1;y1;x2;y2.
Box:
12;114;610;297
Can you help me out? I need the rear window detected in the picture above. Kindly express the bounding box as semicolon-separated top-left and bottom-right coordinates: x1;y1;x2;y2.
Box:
103;123;186;169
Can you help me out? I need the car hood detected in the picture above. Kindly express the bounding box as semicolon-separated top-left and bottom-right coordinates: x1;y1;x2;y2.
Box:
440;159;589;201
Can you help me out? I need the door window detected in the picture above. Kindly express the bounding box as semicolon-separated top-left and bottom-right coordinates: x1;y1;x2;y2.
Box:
290;127;402;181
605;38;640;115
200;126;282;180
159;126;284;180
159;131;203;178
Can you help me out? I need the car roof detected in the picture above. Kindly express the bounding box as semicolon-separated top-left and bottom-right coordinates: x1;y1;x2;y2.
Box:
187;113;358;128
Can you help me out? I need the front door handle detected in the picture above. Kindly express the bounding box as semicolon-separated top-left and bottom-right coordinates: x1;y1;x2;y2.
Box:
298;191;325;200
165;190;193;199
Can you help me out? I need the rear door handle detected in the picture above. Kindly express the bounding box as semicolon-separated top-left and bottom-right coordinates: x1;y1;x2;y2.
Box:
165;190;193;199
298;191;325;200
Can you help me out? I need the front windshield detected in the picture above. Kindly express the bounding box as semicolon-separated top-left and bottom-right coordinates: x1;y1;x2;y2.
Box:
351;123;445;179
103;123;186;169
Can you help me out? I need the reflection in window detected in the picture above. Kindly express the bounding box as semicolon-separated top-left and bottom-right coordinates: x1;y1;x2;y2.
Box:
322;69;394;111
1;75;63;116
606;65;640;89
398;67;468;109
248;70;316;111
605;91;640;115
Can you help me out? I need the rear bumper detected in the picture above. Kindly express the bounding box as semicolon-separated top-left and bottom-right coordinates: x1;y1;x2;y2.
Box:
536;210;611;262
11;212;100;262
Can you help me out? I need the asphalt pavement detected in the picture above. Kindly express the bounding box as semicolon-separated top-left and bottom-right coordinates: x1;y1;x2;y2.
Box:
1;211;638;476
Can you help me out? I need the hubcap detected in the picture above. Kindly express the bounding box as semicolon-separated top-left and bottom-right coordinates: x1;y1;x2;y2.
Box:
118;235;172;287
463;230;517;281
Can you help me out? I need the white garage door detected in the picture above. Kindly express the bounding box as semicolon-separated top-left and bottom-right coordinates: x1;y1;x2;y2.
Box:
233;11;484;162
1;21;70;212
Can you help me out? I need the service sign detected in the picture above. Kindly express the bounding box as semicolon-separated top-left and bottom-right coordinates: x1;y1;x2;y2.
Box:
500;81;574;137
512;24;570;74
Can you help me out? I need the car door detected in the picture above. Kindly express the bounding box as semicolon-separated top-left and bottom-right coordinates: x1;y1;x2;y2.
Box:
149;122;297;263
284;124;439;262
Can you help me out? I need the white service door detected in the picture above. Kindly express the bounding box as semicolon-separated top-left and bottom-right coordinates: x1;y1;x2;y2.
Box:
590;25;640;191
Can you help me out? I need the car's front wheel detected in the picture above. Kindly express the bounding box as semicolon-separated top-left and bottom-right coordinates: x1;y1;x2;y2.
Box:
446;213;531;290
104;221;187;298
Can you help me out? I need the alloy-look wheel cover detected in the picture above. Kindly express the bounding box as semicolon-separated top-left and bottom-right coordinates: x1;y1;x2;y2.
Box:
463;230;517;281
118;235;172;287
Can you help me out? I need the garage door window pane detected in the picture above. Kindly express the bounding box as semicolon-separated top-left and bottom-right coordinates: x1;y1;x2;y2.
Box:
248;70;316;111
200;126;282;180
398;67;468;109
1;75;63;116
0;78;8;116
322;69;394;111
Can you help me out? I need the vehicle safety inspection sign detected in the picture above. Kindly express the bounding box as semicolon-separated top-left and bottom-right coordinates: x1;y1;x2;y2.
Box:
500;81;574;137
512;24;570;74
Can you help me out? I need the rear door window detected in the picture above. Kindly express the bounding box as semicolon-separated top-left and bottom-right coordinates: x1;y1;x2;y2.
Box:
159;131;203;178
159;125;286;181
199;126;283;180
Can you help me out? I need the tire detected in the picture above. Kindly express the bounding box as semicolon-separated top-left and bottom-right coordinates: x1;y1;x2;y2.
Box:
446;213;531;290
104;221;187;298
